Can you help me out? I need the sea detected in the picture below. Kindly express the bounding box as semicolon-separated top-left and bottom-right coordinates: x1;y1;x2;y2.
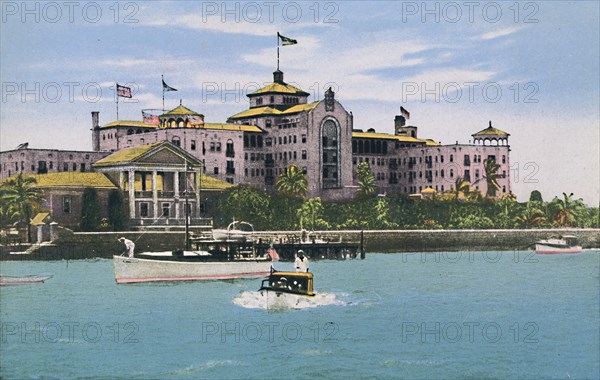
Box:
1;251;599;379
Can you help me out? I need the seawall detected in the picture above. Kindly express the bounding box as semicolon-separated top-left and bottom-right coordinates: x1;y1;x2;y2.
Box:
1;228;599;261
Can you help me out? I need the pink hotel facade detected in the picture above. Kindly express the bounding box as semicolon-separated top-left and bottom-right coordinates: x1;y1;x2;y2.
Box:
1;70;511;201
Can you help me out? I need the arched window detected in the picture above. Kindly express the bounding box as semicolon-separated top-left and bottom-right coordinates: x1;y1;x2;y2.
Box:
172;136;181;147
127;129;134;135
322;119;340;188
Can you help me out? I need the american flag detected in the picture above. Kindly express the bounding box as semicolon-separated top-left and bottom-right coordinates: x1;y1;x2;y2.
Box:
116;84;132;98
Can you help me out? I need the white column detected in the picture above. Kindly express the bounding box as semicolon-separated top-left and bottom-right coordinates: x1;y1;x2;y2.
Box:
152;170;158;219
174;171;180;219
195;170;201;217
128;170;135;219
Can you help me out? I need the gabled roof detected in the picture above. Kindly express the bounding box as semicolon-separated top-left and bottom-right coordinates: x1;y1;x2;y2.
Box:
93;141;203;168
248;82;309;96
0;172;118;189
102;120;157;129
163;105;203;116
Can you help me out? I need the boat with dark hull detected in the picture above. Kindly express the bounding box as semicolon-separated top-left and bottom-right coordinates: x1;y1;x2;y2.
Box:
259;269;315;297
535;235;582;254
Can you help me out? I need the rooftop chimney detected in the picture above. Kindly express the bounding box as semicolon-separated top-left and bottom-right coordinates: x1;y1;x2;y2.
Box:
91;111;100;129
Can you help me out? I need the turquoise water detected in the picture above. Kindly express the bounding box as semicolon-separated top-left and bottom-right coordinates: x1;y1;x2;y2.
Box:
1;251;599;379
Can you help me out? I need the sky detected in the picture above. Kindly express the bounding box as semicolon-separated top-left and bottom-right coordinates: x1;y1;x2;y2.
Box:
1;1;598;205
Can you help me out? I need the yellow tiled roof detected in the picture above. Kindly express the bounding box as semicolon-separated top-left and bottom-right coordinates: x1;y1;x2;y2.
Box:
472;126;510;137
102;120;157;129
228;101;319;119
424;139;441;146
200;174;234;190
0;172;118;189
201;123;263;133
421;187;436;193
93;143;163;167
249;82;308;96
229;107;282;119
352;131;425;144
30;212;50;225
163;105;203;116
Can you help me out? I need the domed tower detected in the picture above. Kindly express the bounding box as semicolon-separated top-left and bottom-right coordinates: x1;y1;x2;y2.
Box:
159;102;205;129
472;121;510;146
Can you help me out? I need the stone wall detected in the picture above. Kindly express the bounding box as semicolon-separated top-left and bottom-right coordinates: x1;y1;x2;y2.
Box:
2;228;598;261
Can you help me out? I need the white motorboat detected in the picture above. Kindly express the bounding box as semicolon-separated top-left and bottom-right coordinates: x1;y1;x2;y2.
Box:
535;235;582;254
0;275;52;286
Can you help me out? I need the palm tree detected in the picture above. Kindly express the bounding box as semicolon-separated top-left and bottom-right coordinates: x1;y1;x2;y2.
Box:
550;192;584;227
514;206;547;227
276;164;308;199
483;158;501;198
452;177;471;200
356;161;376;197
0;174;43;242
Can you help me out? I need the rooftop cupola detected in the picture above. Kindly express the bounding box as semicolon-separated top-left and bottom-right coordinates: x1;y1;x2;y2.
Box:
273;69;285;84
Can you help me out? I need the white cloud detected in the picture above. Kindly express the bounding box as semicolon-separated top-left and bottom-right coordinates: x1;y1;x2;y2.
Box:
478;26;524;40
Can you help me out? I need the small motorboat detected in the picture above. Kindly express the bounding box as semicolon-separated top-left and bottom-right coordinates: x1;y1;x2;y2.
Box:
259;268;315;297
535;235;582;254
0;275;53;286
212;221;254;242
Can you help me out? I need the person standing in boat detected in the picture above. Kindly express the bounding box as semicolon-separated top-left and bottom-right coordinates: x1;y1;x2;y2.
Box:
295;250;309;272
119;237;135;258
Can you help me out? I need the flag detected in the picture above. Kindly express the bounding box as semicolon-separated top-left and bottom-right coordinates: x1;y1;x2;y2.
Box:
278;32;297;46
116;84;132;98
400;106;410;120
162;79;177;92
142;110;160;125
267;247;280;261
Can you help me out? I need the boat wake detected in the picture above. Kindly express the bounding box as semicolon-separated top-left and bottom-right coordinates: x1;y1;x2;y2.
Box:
233;290;343;310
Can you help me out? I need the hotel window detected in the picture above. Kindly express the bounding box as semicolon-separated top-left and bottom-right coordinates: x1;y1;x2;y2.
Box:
214;167;219;175
216;142;222;152
210;142;216;152
266;119;272;128
450;154;453;162
302;150;307;159
502;155;506;164
49;162;53;169
266;138;272;147
162;203;170;217
80;163;85;172
450;169;454;178
63;196;72;213
191;140;196;150
140;203;149;218
72;163;77;171
270;96;274;103
172;136;181;147
302;134;306;143
293;135;297;143
226;140;234;157
63;163;68;171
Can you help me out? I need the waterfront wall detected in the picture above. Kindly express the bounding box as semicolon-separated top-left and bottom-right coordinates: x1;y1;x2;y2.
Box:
1;228;599;260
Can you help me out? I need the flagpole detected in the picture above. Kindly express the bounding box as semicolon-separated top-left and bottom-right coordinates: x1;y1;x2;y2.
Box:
116;82;119;120
277;33;280;70
161;75;165;112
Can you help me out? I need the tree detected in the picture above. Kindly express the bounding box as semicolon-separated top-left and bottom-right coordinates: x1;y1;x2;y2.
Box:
451;177;471;200
219;185;271;229
529;190;544;203
483;158;501;198
80;188;102;231
550;192;585;227
0;174;43;241
515;206;547;227
276;164;308;199
297;197;329;230
108;189;128;230
356;161;376;198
